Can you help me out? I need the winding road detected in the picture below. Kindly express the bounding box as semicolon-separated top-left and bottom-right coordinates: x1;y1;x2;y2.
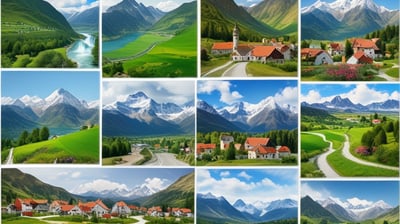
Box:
5;148;14;165
222;62;248;77
143;152;189;166
306;132;399;177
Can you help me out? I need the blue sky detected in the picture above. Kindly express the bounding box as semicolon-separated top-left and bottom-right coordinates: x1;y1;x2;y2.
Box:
19;167;193;194
302;181;399;207
301;83;399;105
197;168;298;204
302;0;399;10
197;80;297;109
103;80;195;106
2;71;99;101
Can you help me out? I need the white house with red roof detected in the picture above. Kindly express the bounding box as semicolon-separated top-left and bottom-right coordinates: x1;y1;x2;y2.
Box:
301;48;333;65
347;51;374;64
111;201;131;216
60;205;82;215
351;38;381;59
78;199;110;216
196;143;216;158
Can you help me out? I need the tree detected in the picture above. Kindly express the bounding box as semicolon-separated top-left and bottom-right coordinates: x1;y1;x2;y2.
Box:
225;142;236;160
345;39;353;59
18;130;29;146
40;126;50;141
373;130;387;146
201;48;210;61
30;128;40;143
301;40;310;48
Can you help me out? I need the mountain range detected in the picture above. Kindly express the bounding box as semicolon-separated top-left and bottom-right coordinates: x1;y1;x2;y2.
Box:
1;88;99;139
197;192;297;223
1;168;194;210
301;195;398;222
102;91;195;136
102;0;165;37
197;98;297;133
301;0;399;40
301;96;399;113
65;6;99;29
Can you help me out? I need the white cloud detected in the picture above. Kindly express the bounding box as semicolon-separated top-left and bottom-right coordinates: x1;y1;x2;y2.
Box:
301;182;331;201
46;0;98;14
156;1;179;12
274;86;298;109
340;84;398;105
71;179;129;194
220;171;230;177
71;172;81;178
142;177;170;192
102;0;123;12
198;81;243;104
347;197;373;207
198;170;297;204
301;89;333;104
238;171;252;180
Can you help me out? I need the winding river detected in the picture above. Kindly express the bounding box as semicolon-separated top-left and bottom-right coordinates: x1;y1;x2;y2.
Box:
67;33;96;68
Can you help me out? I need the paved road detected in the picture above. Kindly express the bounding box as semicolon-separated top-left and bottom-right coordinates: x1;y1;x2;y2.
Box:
5;148;14;165
143;153;189;166
341;134;399;171
222;62;248;77
130;215;148;224
307;133;341;178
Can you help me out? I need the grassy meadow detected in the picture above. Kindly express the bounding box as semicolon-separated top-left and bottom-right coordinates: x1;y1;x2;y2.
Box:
12;127;99;164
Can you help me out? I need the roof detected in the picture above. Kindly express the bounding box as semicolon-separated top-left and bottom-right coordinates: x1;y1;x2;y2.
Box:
251;46;277;57
61;205;77;212
246;137;270;147
254;145;276;154
115;201;128;207
301;48;327;58
212;42;233;50
51;200;69;206
79;199;110;211
236;44;253;56
278;146;291;153
180;208;192;213
197;143;216;150
353;51;373;64
329;43;343;50
352;38;379;50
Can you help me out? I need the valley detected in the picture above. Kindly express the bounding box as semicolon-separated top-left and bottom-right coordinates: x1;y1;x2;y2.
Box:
102;0;197;77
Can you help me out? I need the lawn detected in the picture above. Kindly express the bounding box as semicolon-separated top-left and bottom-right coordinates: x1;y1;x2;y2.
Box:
246;61;297;77
2;217;47;224
313;130;346;149
13;127;99;164
385;67;399;78
301;133;330;153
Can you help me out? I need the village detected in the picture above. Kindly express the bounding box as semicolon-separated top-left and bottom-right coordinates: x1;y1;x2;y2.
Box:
4;198;193;221
197;135;293;162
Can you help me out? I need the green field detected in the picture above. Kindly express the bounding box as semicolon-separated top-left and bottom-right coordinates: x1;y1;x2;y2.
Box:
247;61;297;77
385;67;399;78
12;127;99;164
103;33;171;59
104;24;197;77
301;133;330;153
2;217;47;224
313;130;346;149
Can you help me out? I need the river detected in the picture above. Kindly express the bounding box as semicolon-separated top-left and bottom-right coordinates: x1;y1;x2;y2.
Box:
102;32;143;53
67;33;96;68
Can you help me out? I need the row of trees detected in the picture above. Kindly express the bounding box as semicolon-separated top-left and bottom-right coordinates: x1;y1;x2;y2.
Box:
102;137;131;158
17;127;50;147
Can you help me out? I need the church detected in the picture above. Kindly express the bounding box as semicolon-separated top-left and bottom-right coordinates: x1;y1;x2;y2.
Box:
210;23;287;63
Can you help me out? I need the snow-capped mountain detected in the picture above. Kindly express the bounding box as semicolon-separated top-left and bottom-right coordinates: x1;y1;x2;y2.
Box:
301;0;399;40
233;199;261;215
77;184;159;199
303;96;399;112
317;197;394;221
197;97;297;133
234;198;298;217
102;91;194;136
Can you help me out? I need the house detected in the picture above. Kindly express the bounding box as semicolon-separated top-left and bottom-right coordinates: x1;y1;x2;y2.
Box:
351;38;381;59
277;146;291;157
49;200;69;213
347;51;373;64
250;46;284;63
14;198;48;213
78;199;110;216
372;119;381;124
111;201;131;216
60;205;82;215
232;44;254;61
147;206;163;217
248;145;277;159
211;42;233;55
301;48;333;65
220;135;234;150
244;137;270;150
171;208;193;217
328;42;344;56
197;143;216;158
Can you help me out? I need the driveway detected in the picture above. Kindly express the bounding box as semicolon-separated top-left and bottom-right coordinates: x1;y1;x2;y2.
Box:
222;62;248;77
143;153;189;166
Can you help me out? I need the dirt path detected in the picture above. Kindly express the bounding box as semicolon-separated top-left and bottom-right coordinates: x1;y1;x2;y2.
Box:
307;132;341;178
341;134;399;171
116;151;144;166
5;148;14;165
202;61;233;77
222;62;248;77
378;69;398;81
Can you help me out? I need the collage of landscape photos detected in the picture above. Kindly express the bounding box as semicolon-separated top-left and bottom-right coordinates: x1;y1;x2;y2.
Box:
1;167;195;223
200;0;299;77
101;0;197;78
101;80;195;166
196;168;298;223
301;181;400;224
196;79;298;166
300;83;399;178
300;0;399;81
1;71;100;164
1;0;99;68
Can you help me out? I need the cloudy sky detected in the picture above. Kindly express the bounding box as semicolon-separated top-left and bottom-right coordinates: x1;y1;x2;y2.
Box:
45;0;98;14
102;80;195;106
197;168;298;204
233;0;262;8
1;71;99;102
102;0;195;12
302;0;399;10
301;83;399;105
18;167;193;195
198;80;298;109
301;181;399;207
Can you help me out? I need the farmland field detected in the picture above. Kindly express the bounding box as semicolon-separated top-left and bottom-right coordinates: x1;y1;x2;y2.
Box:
13;126;99;164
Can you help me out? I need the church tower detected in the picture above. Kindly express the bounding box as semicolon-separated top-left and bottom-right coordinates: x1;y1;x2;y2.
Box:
233;23;239;51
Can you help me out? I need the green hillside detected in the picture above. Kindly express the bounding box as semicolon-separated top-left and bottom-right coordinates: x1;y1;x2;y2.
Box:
201;0;280;42
12;126;99;164
2;168;76;205
248;0;297;35
372;206;400;224
136;172;194;210
151;1;196;33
